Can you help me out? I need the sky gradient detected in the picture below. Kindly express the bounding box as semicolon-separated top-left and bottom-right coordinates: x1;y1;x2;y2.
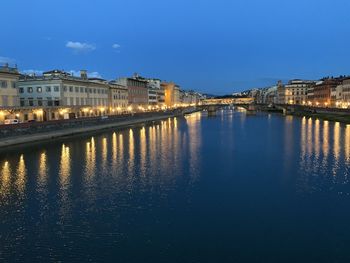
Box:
1;0;350;94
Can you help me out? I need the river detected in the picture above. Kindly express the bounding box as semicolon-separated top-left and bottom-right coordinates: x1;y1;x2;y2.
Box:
1;110;350;262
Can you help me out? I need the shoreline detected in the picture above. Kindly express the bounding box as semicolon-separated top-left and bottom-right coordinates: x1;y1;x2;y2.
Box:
0;112;183;152
257;105;350;124
288;111;350;124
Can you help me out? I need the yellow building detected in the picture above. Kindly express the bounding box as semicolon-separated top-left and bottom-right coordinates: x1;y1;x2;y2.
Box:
0;64;20;107
161;82;180;107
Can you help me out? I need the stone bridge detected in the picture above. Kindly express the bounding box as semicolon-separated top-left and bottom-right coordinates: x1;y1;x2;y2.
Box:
197;103;257;114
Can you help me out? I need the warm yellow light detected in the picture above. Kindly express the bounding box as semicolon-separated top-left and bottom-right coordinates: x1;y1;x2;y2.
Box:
82;108;89;113
117;107;122;111
59;109;68;115
35;109;43;115
100;107;105;112
127;106;132;111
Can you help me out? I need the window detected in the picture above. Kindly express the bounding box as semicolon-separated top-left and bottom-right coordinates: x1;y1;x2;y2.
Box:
75;87;79;92
27;87;33;93
37;87;42;93
20;99;25;107
0;80;8;88
80;87;84;93
54;86;59;92
19;87;24;93
64;86;67;92
46;86;51;92
11;81;16;88
37;98;43;106
47;97;53;106
69;86;73;92
28;98;34;106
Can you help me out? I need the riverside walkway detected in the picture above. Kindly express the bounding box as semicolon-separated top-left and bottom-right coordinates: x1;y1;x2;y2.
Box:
0;111;184;151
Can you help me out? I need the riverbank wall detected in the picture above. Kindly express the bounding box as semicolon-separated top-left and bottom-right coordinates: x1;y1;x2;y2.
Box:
256;104;350;123
0;109;193;151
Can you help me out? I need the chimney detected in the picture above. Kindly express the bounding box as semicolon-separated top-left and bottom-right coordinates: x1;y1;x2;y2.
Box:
80;70;88;79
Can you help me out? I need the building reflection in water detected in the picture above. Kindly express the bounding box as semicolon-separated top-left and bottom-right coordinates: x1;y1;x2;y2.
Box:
101;137;108;168
59;143;71;220
298;117;349;194
128;129;135;175
140;127;146;177
185;112;201;181
332;122;341;177
314;119;320;160
283;115;294;174
112;132;118;171
118;133;124;171
59;144;71;185
16;154;26;196
0;161;11;199
85;137;96;181
38;151;48;188
346;125;350;165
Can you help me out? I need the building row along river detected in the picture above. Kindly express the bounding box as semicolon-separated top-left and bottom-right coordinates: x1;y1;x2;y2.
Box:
0;64;205;123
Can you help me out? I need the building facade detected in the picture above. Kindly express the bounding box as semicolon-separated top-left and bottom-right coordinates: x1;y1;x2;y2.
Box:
312;79;341;107
117;77;149;107
108;81;128;111
277;80;313;105
334;78;350;108
18;70;110;121
0;64;20;107
161;82;181;107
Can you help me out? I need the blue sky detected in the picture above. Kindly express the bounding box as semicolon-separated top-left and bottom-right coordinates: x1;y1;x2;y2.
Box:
1;0;350;94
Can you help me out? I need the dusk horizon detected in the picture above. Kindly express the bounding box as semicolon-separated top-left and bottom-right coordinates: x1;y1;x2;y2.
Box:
2;1;350;262
2;0;350;94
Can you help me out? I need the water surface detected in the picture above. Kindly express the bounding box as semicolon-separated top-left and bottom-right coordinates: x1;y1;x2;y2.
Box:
1;110;350;262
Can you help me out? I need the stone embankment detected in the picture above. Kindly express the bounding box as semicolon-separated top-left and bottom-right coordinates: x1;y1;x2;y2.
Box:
0;109;197;151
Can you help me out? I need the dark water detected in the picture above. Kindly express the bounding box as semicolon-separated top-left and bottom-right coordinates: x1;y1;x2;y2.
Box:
1;110;350;262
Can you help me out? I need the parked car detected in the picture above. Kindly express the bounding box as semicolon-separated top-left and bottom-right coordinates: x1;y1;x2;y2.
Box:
4;119;20;125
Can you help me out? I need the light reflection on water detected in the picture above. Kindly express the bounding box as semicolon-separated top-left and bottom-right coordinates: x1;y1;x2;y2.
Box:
1;112;349;201
0;111;350;261
297;117;350;194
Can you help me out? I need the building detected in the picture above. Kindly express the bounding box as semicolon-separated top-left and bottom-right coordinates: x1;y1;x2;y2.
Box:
108;81;128;111
116;77;148;108
180;90;202;105
0;63;20;107
161;82;181;107
18;70;110;121
333;78;350;108
277;80;313;105
311;78;341;107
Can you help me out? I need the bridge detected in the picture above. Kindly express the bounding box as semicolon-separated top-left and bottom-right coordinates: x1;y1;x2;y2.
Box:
199;97;257;114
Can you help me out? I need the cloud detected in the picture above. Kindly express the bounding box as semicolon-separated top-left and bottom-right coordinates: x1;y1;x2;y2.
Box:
0;56;16;64
66;41;96;52
22;69;44;75
112;43;121;49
